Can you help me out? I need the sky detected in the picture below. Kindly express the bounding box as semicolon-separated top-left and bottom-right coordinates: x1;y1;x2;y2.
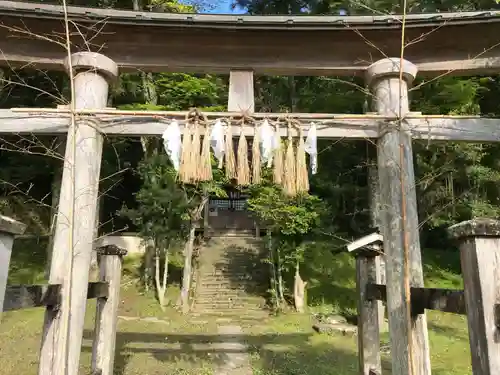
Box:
206;0;246;14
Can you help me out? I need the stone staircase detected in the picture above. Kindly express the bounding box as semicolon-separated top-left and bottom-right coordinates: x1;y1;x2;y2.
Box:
192;234;269;323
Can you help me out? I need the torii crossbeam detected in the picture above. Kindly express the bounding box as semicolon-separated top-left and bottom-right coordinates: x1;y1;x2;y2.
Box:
1;109;499;142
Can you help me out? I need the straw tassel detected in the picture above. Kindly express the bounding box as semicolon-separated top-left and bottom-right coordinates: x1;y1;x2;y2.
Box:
283;121;296;196
237;119;250;186
295;125;309;194
273;122;283;185
199;117;213;181
190;120;201;182
179;116;193;184
252;122;261;184
225;120;237;180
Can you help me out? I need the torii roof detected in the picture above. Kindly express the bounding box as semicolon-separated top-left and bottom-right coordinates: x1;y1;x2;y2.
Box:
0;1;499;75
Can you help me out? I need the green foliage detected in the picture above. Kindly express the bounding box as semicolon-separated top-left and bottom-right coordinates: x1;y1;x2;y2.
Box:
114;73;227;110
247;183;326;281
120;153;191;248
247;185;323;237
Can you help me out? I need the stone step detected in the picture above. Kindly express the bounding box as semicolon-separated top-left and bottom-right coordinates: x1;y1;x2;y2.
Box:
191;310;269;319
198;271;264;281
191;306;268;313
195;285;263;291
197;260;264;267
205;231;256;238
195;289;264;296
195;297;265;304
195;289;266;296
194;306;266;312
196;278;264;284
195;282;264;288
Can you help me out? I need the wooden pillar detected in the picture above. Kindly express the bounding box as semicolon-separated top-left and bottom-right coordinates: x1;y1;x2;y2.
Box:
0;215;26;316
39;52;118;375
228;70;254;113
368;151;387;331
448;218;500;375
366;58;431;375
350;246;382;375
92;245;128;375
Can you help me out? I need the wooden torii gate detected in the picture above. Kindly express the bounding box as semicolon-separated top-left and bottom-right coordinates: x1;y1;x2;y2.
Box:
1;4;500;375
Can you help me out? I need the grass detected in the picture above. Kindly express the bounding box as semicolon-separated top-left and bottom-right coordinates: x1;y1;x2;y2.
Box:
0;239;472;375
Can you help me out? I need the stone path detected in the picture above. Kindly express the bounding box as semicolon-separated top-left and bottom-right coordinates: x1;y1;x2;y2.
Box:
213;325;252;375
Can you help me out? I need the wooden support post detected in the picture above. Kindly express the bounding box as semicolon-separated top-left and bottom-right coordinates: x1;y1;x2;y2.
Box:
366;58;431;375
0;215;26;316
368;153;387;331
228;70;255;113
39;52;118;375
348;237;383;375
448;218;500;375
92;245;127;375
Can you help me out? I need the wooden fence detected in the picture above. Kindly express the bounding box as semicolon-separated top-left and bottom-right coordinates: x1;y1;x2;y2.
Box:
0;215;127;375
350;218;500;375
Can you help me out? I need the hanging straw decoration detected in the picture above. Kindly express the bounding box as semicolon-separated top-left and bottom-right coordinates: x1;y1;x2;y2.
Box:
252;121;261;184
273;122;283;185
199;114;213;181
190;117;201;183
237;117;251;186
282;119;297;196
224;119;237;180
295;123;309;194
179;113;193;183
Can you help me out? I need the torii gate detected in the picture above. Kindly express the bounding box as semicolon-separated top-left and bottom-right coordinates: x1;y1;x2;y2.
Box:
1;3;500;375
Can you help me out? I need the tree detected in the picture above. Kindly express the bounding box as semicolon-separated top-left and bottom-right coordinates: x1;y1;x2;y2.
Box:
247;183;324;312
120;152;191;308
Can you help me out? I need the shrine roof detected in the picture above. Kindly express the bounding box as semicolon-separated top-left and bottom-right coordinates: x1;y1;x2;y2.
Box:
0;1;499;30
1;1;500;76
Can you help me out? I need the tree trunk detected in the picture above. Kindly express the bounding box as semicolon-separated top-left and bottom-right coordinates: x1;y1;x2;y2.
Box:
180;194;208;313
180;225;196;314
293;261;307;313
154;245;169;310
276;248;285;305
144;243;154;291
267;231;279;309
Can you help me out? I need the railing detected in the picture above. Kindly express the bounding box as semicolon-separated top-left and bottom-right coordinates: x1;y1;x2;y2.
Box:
0;215;127;375
350;218;500;375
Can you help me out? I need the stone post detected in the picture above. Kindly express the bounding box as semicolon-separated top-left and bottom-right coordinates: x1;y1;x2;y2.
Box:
366;58;431;375
448;218;500;375
0;215;26;316
39;52;118;375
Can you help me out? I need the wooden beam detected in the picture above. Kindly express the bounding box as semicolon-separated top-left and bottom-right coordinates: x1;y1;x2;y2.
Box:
228;71;254;113
1;3;500;76
4;284;60;311
92;245;127;375
39;52;117;375
1;109;500;141
356;256;382;375
367;284;466;315
449;219;500;375
3;282;107;312
0;215;26;319
369;58;431;375
367;155;387;331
